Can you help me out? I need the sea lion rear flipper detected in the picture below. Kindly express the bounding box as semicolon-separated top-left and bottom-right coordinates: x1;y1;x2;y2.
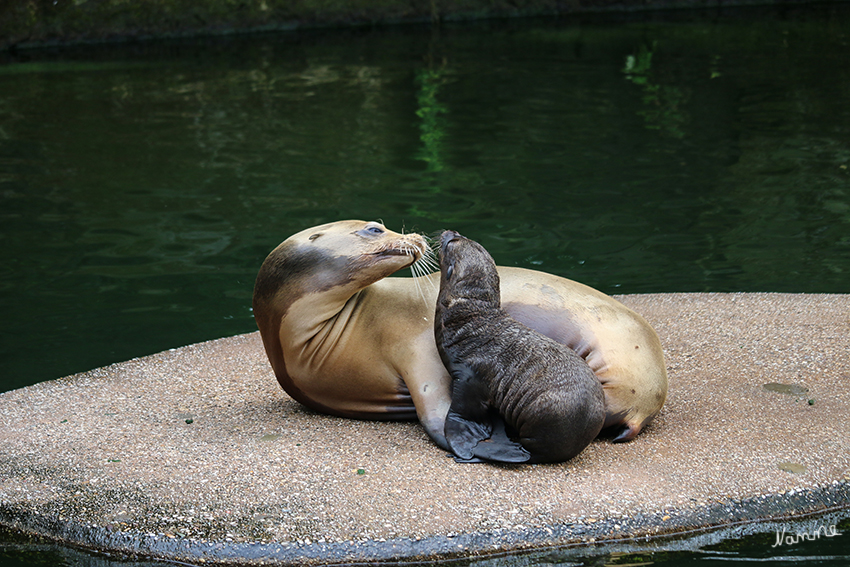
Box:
612;423;640;443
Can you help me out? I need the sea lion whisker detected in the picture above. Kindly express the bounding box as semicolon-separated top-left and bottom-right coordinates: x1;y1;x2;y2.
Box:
423;252;439;272
372;240;423;260
419;239;441;272
409;239;437;271
410;248;439;296
410;255;431;278
407;245;439;306
411;268;428;305
410;256;436;305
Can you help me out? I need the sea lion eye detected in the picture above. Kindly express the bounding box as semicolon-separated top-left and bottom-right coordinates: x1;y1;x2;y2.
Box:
359;224;385;237
445;265;454;279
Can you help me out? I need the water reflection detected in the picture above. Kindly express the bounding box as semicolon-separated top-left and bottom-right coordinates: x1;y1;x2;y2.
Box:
623;41;690;138
1;8;850;562
2;6;850;387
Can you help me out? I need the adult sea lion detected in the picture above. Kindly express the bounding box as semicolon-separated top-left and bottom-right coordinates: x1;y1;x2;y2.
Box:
253;220;667;451
435;230;605;463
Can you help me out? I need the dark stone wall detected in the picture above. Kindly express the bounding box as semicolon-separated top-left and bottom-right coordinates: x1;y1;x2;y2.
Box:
0;0;834;49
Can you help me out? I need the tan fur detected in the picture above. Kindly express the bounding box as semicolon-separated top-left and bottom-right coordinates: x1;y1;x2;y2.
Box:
253;220;667;450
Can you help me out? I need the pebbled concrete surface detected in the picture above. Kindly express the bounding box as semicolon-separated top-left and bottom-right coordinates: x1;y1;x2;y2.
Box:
0;292;848;565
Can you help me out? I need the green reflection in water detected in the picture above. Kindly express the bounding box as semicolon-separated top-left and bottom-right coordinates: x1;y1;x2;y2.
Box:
2;6;850;393
416;62;449;174
623;40;689;138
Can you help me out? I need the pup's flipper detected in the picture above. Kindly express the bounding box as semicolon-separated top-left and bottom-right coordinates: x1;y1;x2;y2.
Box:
470;411;530;463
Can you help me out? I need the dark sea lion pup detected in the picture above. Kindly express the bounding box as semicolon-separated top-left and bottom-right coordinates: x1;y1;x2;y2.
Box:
435;230;606;464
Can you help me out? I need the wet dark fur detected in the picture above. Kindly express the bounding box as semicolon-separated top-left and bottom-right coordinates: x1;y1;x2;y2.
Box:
434;231;605;464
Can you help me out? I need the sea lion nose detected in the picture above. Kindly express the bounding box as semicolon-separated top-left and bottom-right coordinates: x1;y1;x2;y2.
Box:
440;230;460;248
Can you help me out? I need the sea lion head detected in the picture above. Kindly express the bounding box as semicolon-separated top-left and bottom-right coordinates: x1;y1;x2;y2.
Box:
437;230;500;309
254;220;428;314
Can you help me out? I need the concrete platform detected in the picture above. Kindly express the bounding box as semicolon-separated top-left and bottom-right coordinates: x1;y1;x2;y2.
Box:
1;293;848;565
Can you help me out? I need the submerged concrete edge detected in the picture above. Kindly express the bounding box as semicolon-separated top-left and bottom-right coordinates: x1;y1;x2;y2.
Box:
1;478;848;565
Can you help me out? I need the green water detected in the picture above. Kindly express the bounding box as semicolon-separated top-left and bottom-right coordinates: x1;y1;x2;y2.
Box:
1;4;849;566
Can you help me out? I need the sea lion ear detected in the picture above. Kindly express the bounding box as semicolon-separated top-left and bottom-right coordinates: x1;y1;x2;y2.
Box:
308;233;323;241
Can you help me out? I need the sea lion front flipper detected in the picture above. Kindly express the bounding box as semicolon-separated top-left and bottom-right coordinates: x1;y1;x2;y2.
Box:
445;366;531;463
446;415;529;463
448;450;486;464
444;364;493;460
445;411;492;461
470;411;531;463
